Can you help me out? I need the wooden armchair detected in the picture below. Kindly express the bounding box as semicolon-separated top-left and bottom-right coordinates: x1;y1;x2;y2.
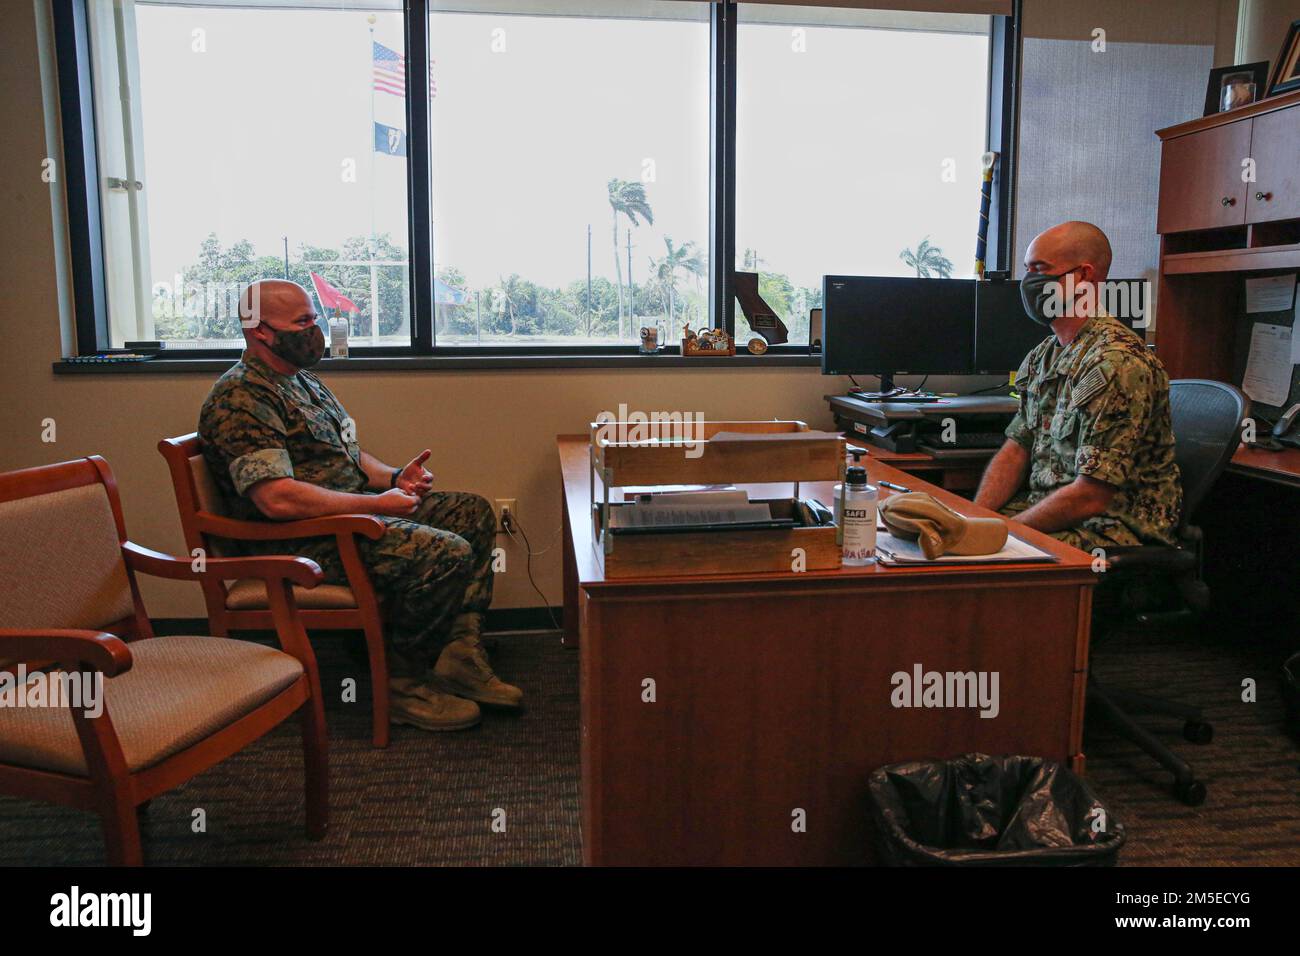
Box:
0;456;328;865
158;434;391;748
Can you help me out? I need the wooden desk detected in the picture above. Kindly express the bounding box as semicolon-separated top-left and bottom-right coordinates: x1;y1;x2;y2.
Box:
1199;444;1300;632
558;435;1096;866
1229;443;1300;490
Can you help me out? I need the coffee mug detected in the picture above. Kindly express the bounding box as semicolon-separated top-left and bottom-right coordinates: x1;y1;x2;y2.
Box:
639;325;661;353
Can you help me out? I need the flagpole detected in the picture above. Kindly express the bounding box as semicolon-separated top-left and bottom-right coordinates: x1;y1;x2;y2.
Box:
626;232;634;329
367;15;380;345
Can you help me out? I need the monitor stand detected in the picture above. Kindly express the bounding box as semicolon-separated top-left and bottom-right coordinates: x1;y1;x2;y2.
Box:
848;373;941;403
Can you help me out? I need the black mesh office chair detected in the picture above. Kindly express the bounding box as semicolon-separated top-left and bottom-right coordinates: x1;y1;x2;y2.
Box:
1086;379;1248;807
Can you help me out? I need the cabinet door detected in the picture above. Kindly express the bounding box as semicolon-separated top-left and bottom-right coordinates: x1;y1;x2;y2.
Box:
1246;107;1300;224
1157;120;1252;233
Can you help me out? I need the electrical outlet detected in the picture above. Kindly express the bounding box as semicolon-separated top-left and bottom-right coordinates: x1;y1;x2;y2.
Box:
495;498;517;532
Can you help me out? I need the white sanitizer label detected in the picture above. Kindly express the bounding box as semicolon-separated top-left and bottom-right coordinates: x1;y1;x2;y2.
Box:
841;504;877;561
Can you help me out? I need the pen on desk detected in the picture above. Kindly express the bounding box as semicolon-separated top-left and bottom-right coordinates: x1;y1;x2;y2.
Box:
879;480;910;492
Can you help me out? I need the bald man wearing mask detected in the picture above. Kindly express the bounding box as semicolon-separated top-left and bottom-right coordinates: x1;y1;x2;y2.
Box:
974;222;1182;552
198;279;522;734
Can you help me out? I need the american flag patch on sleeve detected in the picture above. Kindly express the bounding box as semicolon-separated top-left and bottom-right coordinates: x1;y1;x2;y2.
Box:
1070;366;1109;409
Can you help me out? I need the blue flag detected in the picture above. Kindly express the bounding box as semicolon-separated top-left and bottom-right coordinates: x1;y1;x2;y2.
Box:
373;122;407;157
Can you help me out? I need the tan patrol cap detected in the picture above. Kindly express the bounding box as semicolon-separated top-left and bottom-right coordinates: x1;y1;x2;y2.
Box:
878;492;1008;559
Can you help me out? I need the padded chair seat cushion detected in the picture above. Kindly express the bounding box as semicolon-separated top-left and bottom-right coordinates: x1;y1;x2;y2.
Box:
226;579;357;611
0;636;304;777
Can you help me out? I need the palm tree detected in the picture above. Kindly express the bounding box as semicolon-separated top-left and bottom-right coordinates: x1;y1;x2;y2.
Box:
899;237;954;279
653;237;706;325
496;273;525;336
607;179;654;338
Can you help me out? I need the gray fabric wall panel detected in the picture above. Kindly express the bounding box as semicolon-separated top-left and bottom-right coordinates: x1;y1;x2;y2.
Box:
1014;37;1212;293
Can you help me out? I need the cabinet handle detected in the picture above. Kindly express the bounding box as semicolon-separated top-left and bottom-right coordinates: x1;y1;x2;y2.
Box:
1221;196;1236;206
1255;191;1273;201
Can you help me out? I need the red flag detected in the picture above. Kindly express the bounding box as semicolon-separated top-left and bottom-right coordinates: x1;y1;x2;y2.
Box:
310;272;359;314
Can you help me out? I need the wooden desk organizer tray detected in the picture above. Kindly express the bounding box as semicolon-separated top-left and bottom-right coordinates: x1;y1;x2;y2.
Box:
589;419;845;578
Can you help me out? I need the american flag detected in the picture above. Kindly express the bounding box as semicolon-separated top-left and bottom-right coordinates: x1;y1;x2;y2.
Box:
373;41;436;98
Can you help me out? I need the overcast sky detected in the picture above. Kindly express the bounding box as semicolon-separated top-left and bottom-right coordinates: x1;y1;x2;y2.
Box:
132;5;987;292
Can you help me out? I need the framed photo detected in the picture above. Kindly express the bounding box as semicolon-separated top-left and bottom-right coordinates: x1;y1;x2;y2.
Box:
1203;62;1269;115
1267;19;1300;97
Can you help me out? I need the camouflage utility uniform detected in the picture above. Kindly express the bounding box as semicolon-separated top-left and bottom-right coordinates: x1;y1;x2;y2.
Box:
1001;314;1182;552
198;352;494;675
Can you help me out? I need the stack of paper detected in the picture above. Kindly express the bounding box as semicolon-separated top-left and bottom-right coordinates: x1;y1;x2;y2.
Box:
874;531;1056;565
610;489;775;530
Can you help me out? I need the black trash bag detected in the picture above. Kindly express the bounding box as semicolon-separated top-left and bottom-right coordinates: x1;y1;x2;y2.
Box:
866;753;1125;866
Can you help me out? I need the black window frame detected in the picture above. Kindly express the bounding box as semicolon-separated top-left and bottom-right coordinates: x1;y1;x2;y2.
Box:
53;0;1018;364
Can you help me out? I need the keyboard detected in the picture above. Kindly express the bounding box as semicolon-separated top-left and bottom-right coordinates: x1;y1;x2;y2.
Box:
917;431;1006;452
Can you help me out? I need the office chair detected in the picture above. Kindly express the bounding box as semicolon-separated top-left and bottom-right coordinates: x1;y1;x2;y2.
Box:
1086;379;1248;807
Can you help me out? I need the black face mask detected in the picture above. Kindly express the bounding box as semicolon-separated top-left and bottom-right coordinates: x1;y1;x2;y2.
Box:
265;323;326;368
1020;267;1080;327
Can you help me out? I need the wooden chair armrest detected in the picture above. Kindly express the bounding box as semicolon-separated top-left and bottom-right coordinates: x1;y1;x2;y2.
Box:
195;512;385;542
123;542;324;588
0;628;132;677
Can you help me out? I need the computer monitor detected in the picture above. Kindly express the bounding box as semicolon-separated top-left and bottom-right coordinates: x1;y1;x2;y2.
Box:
974;277;1148;374
974;279;1048;375
821;276;976;384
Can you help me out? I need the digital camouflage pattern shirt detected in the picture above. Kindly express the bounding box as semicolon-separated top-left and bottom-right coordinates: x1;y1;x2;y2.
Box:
198;352;367;522
197;352;496;668
1003;313;1182;549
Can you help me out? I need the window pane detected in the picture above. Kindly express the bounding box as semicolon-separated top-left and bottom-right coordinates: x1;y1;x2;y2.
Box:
429;1;710;347
735;4;990;346
90;1;411;349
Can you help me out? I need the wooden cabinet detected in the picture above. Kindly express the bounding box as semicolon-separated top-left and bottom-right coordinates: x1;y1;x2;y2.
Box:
1158;96;1300;235
1245;107;1300;224
1157;119;1252;234
1153;92;1300;384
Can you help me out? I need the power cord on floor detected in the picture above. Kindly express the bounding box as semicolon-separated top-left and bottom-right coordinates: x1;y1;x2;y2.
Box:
502;512;562;633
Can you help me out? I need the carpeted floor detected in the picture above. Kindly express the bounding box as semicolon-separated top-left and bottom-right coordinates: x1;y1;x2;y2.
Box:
0;631;582;867
0;625;1295;866
1082;622;1300;866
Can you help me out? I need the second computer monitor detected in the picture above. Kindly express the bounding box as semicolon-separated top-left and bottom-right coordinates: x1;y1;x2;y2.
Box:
974;278;1148;374
974;279;1050;375
821;276;975;377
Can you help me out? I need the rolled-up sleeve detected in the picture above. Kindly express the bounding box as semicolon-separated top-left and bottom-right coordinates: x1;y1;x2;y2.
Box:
206;398;293;496
231;446;294;496
1074;355;1153;488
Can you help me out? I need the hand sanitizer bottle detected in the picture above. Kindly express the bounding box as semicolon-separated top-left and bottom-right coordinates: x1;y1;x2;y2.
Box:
329;309;349;359
834;464;878;566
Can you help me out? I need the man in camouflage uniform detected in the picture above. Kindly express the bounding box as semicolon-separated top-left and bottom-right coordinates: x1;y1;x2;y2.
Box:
199;279;522;733
975;222;1182;553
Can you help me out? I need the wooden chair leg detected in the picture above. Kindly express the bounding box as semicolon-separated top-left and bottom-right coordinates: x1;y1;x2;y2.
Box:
99;785;144;866
300;698;329;841
363;622;390;749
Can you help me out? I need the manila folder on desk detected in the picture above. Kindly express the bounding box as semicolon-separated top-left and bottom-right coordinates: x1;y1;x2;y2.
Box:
875;531;1056;565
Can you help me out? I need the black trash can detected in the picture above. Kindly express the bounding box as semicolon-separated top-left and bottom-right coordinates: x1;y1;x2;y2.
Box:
866;753;1125;866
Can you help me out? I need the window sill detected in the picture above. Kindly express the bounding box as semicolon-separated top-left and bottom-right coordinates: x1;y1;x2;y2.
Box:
53;353;824;374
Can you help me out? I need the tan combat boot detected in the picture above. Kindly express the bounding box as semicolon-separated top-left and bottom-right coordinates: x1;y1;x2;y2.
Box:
389;677;481;731
432;613;524;709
